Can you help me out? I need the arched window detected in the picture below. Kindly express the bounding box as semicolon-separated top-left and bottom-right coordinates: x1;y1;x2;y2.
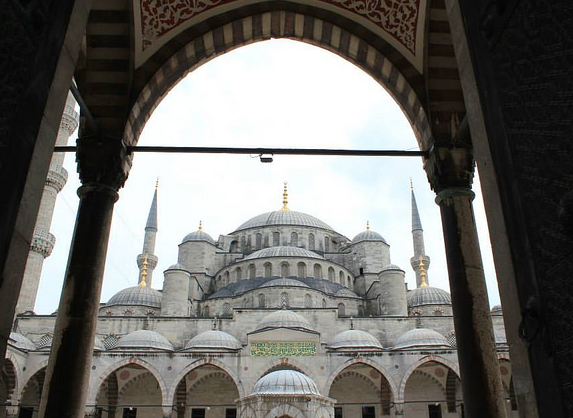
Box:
297;262;307;278
291;232;298;246
256;233;262;249
204;305;210;317
308;233;315;250
328;267;335;281
281;262;290;277
273;232;280;246
258;294;266;308
280;292;290;308
314;264;322;278
264;262;273;277
347;275;352;289
324;236;331;252
304;294;312;308
322;299;327;308
230;240;238;252
248;264;256;279
222;303;232;317
246;235;252;251
339;271;345;285
337;303;346;317
225;271;230;286
240;236;246;251
235;267;242;281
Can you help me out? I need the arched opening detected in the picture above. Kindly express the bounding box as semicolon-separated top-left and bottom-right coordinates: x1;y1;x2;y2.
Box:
173;365;239;418
313;264;322;279
264;262;273;277
329;363;393;417
291;232;298;246
20;368;46;418
248;263;256;279
403;361;461;417
297;262;306;278
308;234;315;250
1;359;17;417
96;364;163;418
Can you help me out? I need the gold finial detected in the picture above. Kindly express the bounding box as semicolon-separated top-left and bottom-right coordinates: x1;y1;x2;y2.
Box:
281;182;290;212
198;220;203;232
139;253;149;287
366;221;370;231
410;178;413;190
156;178;159;189
419;255;428;288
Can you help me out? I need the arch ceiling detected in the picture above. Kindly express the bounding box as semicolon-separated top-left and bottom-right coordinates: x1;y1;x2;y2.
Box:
76;0;464;152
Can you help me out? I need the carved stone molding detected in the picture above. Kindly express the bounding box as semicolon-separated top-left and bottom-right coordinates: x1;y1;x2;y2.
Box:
425;146;475;194
30;228;56;258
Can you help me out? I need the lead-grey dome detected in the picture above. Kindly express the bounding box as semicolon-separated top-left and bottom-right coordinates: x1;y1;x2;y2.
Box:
184;330;241;351
234;210;333;232
491;305;503;315
393;328;450;350
260;277;311;289
244;246;324;261
106;286;162;308
256;310;314;332
352;230;387;244
329;329;383;350
181;230;216;245
381;264;404;272
252;370;320;395
9;332;36;351
407;287;451;307
115;330;173;351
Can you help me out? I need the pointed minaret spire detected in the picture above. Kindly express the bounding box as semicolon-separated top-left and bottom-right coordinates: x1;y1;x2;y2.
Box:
137;184;159;287
409;181;430;288
280;182;290;212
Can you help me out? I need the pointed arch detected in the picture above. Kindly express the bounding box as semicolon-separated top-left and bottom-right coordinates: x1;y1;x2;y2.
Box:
264;404;306;418
397;355;460;402
168;358;244;402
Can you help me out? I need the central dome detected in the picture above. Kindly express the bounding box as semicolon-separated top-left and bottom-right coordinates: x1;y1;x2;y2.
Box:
233;210;333;232
106;286;162;308
244;246;324;261
252;370;320;395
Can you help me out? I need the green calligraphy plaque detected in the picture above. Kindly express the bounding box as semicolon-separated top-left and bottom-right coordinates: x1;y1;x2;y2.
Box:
251;341;316;356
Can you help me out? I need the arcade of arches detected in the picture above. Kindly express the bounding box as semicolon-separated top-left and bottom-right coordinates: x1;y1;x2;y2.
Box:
1;1;572;418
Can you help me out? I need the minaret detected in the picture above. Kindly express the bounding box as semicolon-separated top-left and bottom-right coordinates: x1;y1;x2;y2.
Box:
409;181;431;288
16;92;78;314
136;182;159;287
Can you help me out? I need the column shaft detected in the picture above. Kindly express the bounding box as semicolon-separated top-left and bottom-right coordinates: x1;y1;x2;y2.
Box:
39;184;118;418
437;188;507;418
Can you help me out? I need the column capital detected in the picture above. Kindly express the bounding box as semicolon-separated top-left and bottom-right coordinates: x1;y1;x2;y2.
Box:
435;187;475;206
425;146;475;193
76;133;132;191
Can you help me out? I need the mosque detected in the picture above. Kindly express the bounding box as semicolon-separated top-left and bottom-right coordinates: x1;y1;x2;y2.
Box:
4;116;516;418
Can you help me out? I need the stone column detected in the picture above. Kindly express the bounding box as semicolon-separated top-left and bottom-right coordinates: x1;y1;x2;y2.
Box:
437;187;507;417
38;134;130;418
428;147;506;418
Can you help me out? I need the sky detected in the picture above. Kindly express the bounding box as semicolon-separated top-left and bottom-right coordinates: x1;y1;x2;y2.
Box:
34;39;501;314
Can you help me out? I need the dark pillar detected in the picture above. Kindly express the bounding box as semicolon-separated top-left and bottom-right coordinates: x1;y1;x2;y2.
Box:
428;147;506;418
436;187;507;418
39;135;130;418
0;0;90;365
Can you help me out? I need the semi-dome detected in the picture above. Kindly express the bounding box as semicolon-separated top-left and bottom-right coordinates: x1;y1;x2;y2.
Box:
106;286;162;308
115;330;173;351
256;309;314;332
407;286;451;307
244;246;324;261
491;304;503;315
181;229;216;245
9;332;36;351
380;264;404;273
393;328;451;350
166;263;187;271
252;370;320;395
329;329;383;350
234;210;333;233
184;330;241;351
260;278;311;289
352;229;387;244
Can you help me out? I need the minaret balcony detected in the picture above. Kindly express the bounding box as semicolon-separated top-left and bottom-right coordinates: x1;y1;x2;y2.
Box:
31;228;56;258
46;164;68;193
59;104;79;135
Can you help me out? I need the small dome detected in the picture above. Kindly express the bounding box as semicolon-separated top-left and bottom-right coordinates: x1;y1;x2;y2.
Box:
234;210;333;233
166;263;187;271
329;329;383;350
407;287;451;307
9;332;36;351
352;230;387;244
244;246;324;261
256;310;314;332
252;370;320;395
181;229;216;245
260;278;311;288
106;286;162;308
393;328;450;350
381;264;404;272
184;330;241;351
491;305;503;315
115;330;173;351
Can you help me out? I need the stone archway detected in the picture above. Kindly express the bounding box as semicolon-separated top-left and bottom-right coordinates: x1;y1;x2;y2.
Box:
19;367;46;418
